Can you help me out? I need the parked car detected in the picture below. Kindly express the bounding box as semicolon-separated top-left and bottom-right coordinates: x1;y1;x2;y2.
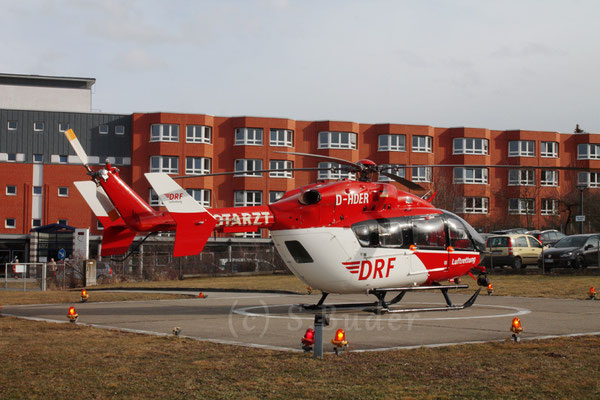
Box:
491;228;528;235
539;234;600;269
484;234;543;269
526;229;566;247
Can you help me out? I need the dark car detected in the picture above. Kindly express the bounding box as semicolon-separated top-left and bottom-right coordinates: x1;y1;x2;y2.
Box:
526;229;566;247
539;234;600;269
491;228;528;235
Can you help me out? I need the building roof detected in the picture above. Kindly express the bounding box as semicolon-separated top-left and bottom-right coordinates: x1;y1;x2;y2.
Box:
0;73;95;90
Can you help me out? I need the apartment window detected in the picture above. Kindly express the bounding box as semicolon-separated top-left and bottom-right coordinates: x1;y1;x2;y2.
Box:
58;187;69;197
150;156;179;174
318;162;355;180
412;136;432;153
412;167;432;182
186;125;212;143
58;123;69;132
32;219;42;228
115;125;125;135
6;185;16;196
99;125;109;135
33;121;44;131
5;218;16;229
33;186;42;196
318;131;357;149
541;170;558;187
453;167;488;184
149;189;162;206
7;121;17;130
456;197;489;214
186;189;211;207
508;169;535;186
378;134;406;151
7;153;17;162
58;219;68;225
235;159;263;176
114;157;124;165
578;172;600;188
150;124;178;142
453;138;488;155
508;198;535;215
33;154;43;163
235;128;263;145
577;143;600;160
508;140;535;157
541;141;558;158
378;164;406;182
234;190;262;207
59;155;68;163
269;160;293;178
541;199;559;215
270;191;284;204
270;129;293;147
185;157;211;175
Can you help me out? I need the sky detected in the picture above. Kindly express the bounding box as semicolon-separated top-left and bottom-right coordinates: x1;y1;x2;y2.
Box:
1;0;599;133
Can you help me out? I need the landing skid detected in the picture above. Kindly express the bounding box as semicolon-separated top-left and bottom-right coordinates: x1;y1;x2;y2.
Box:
301;285;481;315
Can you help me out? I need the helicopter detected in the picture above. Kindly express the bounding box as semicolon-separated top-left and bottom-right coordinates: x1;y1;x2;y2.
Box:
65;129;490;313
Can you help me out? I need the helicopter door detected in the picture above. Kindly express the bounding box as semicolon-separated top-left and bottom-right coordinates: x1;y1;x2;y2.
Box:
410;215;446;275
446;216;475;269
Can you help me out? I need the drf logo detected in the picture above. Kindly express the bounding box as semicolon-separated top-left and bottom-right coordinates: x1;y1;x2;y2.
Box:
343;258;395;280
166;192;184;201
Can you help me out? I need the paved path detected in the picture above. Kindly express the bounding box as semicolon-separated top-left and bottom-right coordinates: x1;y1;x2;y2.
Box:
4;291;600;352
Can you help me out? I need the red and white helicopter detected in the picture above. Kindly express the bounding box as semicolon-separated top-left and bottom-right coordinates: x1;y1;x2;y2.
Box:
65;129;489;313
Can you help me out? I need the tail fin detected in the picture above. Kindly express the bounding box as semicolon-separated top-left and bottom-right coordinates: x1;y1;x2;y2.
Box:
74;181;136;256
144;172;217;257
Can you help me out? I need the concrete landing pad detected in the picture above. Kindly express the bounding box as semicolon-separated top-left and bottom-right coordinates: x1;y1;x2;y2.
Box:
3;291;600;352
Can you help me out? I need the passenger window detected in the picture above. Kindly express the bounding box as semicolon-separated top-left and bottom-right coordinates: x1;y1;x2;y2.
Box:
514;237;528;247
412;215;446;249
528;237;542;248
352;220;378;247
378;220;404;248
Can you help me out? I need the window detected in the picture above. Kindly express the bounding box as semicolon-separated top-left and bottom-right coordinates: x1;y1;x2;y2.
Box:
185;157;211;175
235;159;263;176
269;160;293;178
351;217;411;248
378;164;406;182
508;198;535;215
412;167;431;182
412;136;432;152
578;172;600;188
318;131;357;149
412;215;446;249
508;169;535;186
578;143;600;160
453;167;488;184
58;123;69;132
114;157;124;165
115;125;125;135
318;162;355;180
5;218;16;229
541;170;558;186
508;140;535;157
58;187;69;197
7;153;16;162
541;199;559;215
186;189;211;207
270;129;293;147
149;189;162;206
378;134;406;151
97;220;103;230
150;124;179;142
541;141;558;158
7;121;17;130
6;185;16;196
33;186;42;196
33;154;43;163
59;155;68;163
269;191;284;204
285;240;314;263
453;138;488;155
235;128;263;145
455;197;489;214
32;219;41;228
33;121;44;131
58;219;68;225
150;156;179;174
99;125;109;135
186;125;212;143
234;190;262;207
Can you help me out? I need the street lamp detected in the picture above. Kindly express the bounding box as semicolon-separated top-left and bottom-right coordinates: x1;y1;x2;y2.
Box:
577;182;588;234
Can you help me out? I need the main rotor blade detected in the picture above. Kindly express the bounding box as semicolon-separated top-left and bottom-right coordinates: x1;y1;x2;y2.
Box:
172;167;331;180
63;129;91;172
273;151;361;170
398;164;600;171
379;171;426;191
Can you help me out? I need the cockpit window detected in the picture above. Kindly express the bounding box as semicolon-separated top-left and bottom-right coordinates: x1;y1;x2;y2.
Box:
352;217;410;248
442;210;485;252
412;215;446;249
447;219;474;250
